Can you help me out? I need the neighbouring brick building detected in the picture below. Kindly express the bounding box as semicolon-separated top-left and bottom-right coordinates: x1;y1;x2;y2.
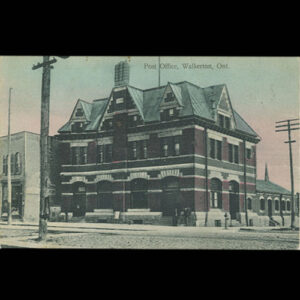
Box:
0;131;60;222
56;61;264;226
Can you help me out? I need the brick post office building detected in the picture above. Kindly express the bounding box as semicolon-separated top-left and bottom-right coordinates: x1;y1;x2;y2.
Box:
57;61;262;226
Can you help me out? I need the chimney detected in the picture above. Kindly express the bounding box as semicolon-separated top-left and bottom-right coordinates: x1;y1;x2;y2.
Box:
114;61;130;87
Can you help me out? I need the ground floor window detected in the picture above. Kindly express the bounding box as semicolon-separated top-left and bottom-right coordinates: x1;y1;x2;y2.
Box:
247;198;252;210
286;200;291;211
210;178;222;208
275;199;279;211
260;198;265;210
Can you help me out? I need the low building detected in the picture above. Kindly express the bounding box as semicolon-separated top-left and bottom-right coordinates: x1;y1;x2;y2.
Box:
248;165;299;227
0;131;60;222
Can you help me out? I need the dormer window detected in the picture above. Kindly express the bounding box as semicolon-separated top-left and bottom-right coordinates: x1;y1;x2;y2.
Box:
218;114;231;130
165;92;174;102
116;97;124;104
169;108;174;116
75;108;84;117
72;122;84;132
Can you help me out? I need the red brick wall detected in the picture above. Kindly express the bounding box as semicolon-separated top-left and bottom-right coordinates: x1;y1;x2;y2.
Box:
194;190;208;211
87;141;97;163
182;128;194;155
195;177;206;189
239;194;245;212
195;128;205;156
239;142;244;164
113;113;128;161
148;133;160;158
59;143;70;164
222;193;229;211
222;137;228;161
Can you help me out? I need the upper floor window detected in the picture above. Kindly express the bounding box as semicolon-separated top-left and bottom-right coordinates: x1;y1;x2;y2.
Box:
162;139;168;157
97;145;104;163
10;154;15;175
174;136;180;156
228;144;239;164
3;155;7;175
209;139;222;160
75;108;84;117
15;152;21;175
225;116;230;129
169;108;174;116
104;144;113;162
71;147;87;165
246;148;252;159
218;114;231;130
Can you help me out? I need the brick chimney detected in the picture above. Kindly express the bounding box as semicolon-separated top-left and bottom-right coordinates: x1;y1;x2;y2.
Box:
114;61;130;87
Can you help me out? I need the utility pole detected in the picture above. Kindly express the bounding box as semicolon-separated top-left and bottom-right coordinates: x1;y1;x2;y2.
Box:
243;140;248;226
275;118;300;229
32;56;69;240
7;88;12;225
158;56;161;87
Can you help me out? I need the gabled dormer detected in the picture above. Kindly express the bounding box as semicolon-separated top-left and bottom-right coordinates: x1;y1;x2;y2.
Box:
159;83;183;121
69;99;92;133
98;86;145;132
215;86;236;130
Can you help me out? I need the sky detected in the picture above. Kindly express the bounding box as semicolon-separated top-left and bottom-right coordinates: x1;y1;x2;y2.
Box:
0;56;299;192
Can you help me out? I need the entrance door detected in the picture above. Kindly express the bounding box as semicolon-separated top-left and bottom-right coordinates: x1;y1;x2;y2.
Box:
73;194;86;217
162;177;180;217
72;182;86;217
229;194;239;219
229;181;239;220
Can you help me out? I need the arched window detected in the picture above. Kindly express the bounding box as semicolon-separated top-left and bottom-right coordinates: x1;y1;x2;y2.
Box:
281;199;286;211
131;178;148;209
286;200;291;211
260;198;265;210
97;181;113;209
247;198;252;210
15;153;21;175
10;154;15;175
3;156;7;175
275;199;279;211
210;178;222;208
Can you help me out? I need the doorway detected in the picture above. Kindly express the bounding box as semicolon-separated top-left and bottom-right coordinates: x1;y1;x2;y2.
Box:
229;181;239;220
162;177;180;216
72;182;86;217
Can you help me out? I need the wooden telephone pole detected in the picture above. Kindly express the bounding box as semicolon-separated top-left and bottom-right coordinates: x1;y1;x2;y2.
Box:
7;88;13;225
275;118;300;229
32;56;69;240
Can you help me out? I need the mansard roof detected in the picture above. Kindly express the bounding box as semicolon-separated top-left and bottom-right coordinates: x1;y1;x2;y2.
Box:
58;81;259;138
256;179;291;195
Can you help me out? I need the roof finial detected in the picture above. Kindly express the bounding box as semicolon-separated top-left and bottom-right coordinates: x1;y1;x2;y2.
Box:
265;163;269;182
